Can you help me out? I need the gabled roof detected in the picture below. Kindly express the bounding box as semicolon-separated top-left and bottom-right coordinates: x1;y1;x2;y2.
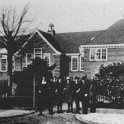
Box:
88;18;124;45
38;30;62;53
55;30;104;53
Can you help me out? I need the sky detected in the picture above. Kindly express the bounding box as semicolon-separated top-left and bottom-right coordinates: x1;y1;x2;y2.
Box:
1;0;124;33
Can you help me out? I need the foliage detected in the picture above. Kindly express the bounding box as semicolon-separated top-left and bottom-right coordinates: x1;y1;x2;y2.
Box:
26;57;56;80
94;62;124;104
95;61;124;80
13;57;56;96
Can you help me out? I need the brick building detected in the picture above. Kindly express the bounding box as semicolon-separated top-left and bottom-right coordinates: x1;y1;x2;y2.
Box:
0;19;124;79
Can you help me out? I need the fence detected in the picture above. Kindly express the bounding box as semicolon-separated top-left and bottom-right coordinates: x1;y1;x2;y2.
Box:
0;79;35;108
94;79;124;108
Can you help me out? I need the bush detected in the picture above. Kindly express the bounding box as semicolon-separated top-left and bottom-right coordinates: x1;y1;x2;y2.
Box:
94;62;124;104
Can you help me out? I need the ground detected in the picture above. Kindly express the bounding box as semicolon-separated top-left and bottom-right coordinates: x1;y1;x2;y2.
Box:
1;106;124;124
0;112;82;124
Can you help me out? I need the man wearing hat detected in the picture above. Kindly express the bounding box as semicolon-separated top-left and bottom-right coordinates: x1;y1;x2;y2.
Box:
64;76;74;113
79;75;90;114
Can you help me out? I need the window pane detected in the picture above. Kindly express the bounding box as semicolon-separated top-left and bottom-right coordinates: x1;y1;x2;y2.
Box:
102;49;107;60
27;53;33;65
34;48;42;58
72;57;78;71
90;49;95;60
44;56;50;66
34;49;41;54
96;49;101;60
80;56;83;71
1;59;7;71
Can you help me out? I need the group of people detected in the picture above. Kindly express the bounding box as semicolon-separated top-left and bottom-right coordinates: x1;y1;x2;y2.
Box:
36;75;96;115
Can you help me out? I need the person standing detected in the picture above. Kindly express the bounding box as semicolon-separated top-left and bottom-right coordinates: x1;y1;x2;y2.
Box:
64;76;74;113
47;76;57;115
89;79;97;113
37;76;49;115
80;76;90;114
74;77;81;113
56;76;65;113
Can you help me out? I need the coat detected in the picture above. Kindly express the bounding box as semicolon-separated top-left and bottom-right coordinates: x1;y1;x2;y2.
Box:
64;80;74;103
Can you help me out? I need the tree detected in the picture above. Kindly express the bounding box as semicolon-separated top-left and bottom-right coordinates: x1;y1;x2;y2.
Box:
0;4;32;95
13;57;57;96
26;57;57;80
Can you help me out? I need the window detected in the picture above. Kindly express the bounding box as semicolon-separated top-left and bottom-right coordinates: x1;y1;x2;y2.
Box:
90;48;107;61
80;55;84;71
0;55;7;72
43;53;50;66
96;49;101;60
34;48;42;58
26;53;33;66
90;49;96;61
102;49;107;60
12;56;15;71
79;48;84;57
71;56;78;71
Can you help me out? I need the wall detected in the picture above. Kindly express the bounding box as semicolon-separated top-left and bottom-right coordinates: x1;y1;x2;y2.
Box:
83;47;124;79
0;35;61;80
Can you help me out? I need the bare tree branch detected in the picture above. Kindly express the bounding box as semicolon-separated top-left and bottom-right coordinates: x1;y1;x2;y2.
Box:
13;4;29;39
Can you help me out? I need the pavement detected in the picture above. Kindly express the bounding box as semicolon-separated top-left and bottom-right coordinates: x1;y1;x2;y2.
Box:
75;113;124;124
1;103;124;119
0;109;37;118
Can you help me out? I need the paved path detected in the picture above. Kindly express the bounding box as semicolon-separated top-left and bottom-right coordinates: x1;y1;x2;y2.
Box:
0;109;36;118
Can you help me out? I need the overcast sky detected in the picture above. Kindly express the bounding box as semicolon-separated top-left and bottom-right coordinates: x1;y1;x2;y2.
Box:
1;0;124;33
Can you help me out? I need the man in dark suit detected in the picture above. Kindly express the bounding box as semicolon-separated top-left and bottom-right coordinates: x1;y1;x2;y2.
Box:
80;76;90;114
73;77;80;113
64;76;74;113
37;77;49;115
56;76;65;113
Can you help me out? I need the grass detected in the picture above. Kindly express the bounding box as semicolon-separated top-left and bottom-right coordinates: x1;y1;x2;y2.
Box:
0;112;83;124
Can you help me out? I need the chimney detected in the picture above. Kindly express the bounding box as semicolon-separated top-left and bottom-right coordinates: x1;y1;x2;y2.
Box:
48;23;55;37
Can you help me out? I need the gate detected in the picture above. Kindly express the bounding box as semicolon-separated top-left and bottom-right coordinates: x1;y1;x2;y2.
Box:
4;71;36;108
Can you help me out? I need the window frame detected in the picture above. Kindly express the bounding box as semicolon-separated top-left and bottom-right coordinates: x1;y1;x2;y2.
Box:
43;53;51;66
89;48;107;61
80;55;84;71
0;55;7;72
12;56;15;72
26;53;33;67
34;48;42;59
71;55;78;71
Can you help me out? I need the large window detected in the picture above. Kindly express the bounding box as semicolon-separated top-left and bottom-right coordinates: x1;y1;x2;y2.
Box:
34;48;42;58
43;53;50;66
0;55;7;72
71;56;78;71
90;48;107;61
26;53;33;66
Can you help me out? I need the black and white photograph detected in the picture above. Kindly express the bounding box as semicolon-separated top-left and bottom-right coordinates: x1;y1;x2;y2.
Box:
0;0;124;123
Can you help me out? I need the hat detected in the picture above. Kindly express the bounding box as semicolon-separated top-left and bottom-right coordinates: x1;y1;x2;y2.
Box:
82;76;86;80
66;76;70;80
